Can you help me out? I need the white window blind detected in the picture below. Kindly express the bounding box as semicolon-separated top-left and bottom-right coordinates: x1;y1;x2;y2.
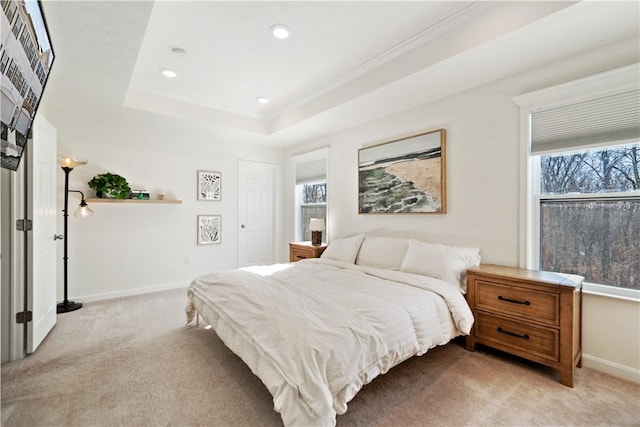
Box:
295;159;326;184
531;89;640;154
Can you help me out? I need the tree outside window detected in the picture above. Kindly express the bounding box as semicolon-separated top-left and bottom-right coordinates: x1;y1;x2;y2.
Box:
299;182;326;242
540;143;639;289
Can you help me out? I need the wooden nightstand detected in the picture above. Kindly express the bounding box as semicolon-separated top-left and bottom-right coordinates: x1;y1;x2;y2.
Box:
289;242;327;262
465;264;583;387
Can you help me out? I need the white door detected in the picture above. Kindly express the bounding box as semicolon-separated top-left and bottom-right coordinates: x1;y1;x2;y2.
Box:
27;116;57;353
238;160;276;267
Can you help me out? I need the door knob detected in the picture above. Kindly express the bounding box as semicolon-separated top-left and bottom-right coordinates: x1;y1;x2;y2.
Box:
240;224;246;229
54;234;64;240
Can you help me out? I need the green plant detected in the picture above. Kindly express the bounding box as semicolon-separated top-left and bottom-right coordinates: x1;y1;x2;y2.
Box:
88;173;131;199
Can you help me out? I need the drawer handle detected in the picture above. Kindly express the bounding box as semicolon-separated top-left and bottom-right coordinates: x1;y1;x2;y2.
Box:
498;295;531;306
296;255;306;259
497;327;530;340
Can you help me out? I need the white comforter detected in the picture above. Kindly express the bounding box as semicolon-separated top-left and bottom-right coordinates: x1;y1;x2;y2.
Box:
186;258;473;426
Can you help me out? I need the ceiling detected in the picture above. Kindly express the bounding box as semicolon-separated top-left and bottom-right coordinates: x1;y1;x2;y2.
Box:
41;1;640;147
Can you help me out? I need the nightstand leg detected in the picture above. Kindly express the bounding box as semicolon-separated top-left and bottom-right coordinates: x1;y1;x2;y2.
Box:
558;366;574;388
465;335;476;351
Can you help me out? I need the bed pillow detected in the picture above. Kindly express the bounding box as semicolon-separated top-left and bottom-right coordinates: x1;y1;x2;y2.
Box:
356;236;408;270
400;240;481;293
320;234;365;264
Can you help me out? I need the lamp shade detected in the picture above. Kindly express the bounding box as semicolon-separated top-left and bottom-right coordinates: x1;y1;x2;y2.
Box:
74;202;93;217
58;157;88;168
309;218;325;231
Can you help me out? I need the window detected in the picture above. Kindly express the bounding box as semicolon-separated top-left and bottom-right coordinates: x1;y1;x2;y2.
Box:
298;182;327;241
537;144;639;290
19;30;35;67
292;149;328;243
35;62;45;85
25;87;37;109
12;13;22;38
7;62;25;92
3;1;17;24
0;50;9;74
514;63;640;297
19;77;27;97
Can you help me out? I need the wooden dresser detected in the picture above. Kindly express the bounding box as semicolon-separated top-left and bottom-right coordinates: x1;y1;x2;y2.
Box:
289;242;327;262
465;264;583;387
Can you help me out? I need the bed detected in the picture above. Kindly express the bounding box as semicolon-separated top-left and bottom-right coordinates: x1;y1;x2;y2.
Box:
186;235;480;426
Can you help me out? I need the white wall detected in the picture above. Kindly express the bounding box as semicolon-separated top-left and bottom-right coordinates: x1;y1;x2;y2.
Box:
284;36;640;381
45;103;284;302
582;293;640;382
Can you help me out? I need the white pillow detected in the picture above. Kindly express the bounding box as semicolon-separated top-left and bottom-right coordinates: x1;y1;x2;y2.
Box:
400;240;481;293
320;234;365;264
356;237;408;270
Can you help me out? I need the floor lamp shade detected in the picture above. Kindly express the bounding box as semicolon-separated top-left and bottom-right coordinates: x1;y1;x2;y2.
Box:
58;157;87;168
57;157;91;314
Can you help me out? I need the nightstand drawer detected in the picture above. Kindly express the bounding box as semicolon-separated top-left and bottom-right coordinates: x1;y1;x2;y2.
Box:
289;242;327;262
291;246;315;261
476;280;559;326
475;312;559;362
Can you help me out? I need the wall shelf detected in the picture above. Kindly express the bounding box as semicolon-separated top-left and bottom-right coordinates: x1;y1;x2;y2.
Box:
86;198;182;204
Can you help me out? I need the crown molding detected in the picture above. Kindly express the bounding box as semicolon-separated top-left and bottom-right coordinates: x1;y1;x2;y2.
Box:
266;2;493;122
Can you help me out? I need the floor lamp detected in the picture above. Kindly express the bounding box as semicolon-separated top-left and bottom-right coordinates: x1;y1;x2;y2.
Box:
58;157;93;314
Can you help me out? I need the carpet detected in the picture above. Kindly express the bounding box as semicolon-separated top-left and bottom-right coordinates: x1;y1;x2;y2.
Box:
2;288;639;426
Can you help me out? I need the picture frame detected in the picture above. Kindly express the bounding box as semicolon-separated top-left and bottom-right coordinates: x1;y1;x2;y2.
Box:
1;1;55;171
197;215;221;245
197;170;222;201
358;128;446;214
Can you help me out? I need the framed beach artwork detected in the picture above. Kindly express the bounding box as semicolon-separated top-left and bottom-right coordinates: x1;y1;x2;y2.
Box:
358;128;446;214
198;170;221;201
198;215;221;245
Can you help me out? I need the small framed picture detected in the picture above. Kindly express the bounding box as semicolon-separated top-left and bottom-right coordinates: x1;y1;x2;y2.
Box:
198;170;221;201
197;215;221;245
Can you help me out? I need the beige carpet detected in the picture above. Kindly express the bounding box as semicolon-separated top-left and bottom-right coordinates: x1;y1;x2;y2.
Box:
1;288;639;427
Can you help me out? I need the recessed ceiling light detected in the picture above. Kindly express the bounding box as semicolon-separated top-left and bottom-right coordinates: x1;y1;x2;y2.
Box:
270;24;289;40
160;68;177;78
257;97;270;104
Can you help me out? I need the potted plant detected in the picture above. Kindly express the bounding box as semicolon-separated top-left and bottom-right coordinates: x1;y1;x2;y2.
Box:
88;173;131;199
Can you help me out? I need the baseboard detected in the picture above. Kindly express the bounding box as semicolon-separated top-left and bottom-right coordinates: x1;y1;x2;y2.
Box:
73;281;190;303
582;353;640;384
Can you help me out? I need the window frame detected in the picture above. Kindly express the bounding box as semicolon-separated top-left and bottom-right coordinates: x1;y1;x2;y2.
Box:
297;181;327;242
291;148;329;243
513;63;640;301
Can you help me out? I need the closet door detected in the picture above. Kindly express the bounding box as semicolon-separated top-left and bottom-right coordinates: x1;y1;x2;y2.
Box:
238;160;277;267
